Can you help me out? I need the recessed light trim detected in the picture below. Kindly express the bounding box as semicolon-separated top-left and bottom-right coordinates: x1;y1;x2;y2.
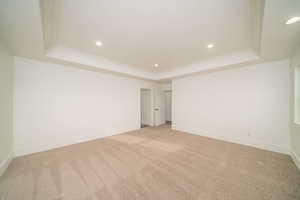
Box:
95;41;103;46
286;17;300;25
154;64;159;67
207;43;214;48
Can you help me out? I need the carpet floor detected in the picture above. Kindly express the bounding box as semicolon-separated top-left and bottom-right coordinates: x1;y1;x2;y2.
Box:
0;125;300;200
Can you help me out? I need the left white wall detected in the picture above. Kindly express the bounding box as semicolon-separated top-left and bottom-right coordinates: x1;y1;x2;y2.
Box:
14;57;159;156
0;43;13;176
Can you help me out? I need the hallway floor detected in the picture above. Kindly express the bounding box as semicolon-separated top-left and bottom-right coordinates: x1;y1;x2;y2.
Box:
1;125;300;200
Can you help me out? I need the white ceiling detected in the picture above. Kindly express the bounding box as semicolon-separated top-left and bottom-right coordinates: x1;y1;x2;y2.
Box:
0;0;300;80
43;0;255;73
260;0;300;59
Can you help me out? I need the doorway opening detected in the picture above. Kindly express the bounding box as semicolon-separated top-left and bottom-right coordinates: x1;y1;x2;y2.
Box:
164;90;172;125
140;88;151;128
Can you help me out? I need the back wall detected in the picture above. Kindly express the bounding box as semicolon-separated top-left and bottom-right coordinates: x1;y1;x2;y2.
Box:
172;60;290;154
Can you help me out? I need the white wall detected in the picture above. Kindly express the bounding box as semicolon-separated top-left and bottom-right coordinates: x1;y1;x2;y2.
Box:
173;60;290;154
13;57;159;156
0;43;13;176
290;47;300;170
141;89;151;125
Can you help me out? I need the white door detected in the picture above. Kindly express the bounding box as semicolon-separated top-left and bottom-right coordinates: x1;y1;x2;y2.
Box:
141;89;151;126
165;91;172;122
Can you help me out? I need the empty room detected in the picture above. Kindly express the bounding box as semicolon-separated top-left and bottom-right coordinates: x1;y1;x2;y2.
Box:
1;0;300;199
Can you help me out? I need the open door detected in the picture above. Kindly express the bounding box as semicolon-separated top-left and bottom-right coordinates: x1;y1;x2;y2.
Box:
140;88;151;128
165;91;172;125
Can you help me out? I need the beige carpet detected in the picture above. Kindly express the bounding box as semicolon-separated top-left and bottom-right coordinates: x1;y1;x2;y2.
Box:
0;125;300;200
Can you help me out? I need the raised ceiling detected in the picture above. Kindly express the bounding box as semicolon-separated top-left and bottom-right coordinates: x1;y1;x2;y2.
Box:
0;0;300;80
42;0;256;73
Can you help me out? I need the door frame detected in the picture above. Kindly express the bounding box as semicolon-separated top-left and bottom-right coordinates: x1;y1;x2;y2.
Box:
139;88;154;127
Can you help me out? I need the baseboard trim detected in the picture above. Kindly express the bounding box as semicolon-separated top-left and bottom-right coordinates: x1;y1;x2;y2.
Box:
291;151;300;172
0;152;13;177
173;128;290;155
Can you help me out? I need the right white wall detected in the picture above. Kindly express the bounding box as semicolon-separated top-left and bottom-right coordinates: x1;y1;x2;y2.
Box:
0;42;13;176
173;60;290;154
290;47;300;170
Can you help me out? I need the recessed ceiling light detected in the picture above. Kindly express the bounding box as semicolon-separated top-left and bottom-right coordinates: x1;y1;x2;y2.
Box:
154;64;159;67
286;17;300;25
207;43;214;48
95;41;102;46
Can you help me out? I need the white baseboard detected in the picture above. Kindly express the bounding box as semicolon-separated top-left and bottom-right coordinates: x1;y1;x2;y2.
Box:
173;127;290;155
291;151;300;172
0;152;13;177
